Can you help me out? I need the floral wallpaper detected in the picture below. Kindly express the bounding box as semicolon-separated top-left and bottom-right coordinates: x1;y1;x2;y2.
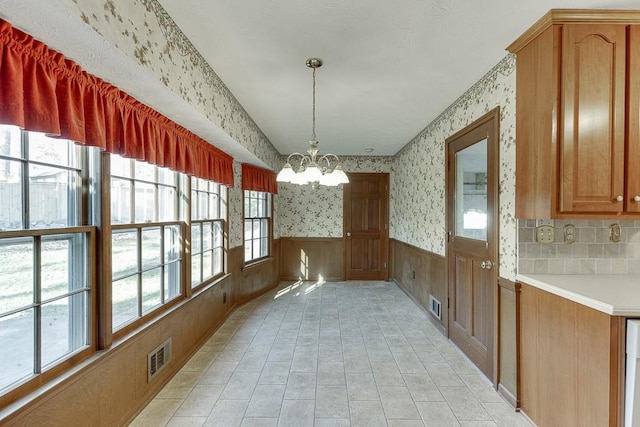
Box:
277;156;393;237
60;0;281;171
391;54;517;280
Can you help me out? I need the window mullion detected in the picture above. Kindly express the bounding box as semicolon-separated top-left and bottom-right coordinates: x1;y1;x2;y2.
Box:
22;131;30;229
137;228;142;318
33;235;42;374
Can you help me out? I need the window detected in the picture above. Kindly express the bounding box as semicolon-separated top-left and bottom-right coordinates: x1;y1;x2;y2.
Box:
110;154;182;331
243;190;271;263
0;125;94;393
191;177;227;287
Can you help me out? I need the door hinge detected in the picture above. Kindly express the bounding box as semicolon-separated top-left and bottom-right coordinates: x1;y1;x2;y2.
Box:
447;298;450;309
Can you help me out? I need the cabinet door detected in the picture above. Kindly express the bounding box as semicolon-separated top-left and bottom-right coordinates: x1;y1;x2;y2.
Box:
628;26;640;213
560;24;626;213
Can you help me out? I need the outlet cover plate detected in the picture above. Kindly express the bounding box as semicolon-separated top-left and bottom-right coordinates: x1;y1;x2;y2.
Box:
536;225;554;244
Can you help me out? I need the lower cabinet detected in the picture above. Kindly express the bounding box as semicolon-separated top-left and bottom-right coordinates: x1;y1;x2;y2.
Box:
518;283;625;426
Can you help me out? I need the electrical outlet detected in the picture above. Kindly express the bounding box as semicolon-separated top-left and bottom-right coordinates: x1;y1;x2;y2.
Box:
610;224;621;243
536;225;554;244
564;224;576;244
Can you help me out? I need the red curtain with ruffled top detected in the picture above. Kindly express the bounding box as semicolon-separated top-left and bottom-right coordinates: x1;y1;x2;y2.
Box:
0;18;234;186
242;163;278;194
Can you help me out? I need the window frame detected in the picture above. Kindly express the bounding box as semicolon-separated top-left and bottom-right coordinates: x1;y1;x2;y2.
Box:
243;190;272;265
190;177;227;290
0;127;96;406
108;154;185;339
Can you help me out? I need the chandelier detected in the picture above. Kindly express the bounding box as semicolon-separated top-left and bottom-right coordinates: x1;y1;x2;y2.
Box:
276;58;349;188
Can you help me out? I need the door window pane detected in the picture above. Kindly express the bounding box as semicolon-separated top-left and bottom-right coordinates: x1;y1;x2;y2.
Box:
455;139;488;241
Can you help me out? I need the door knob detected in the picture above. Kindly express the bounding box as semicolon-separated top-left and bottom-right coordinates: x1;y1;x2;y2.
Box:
481;260;493;270
346;232;351;237
635;196;640;202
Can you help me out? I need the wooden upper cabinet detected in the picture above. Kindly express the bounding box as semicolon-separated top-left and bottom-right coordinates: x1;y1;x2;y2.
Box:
508;10;640;218
628;26;640;214
561;24;626;213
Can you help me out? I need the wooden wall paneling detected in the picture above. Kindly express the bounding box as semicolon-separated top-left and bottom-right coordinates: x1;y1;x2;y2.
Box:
518;283;539;421
497;278;518;408
389;239;446;333
576;304;611;426
279;237;344;281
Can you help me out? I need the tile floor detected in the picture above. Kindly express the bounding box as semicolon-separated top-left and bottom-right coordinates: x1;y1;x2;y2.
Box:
130;281;532;427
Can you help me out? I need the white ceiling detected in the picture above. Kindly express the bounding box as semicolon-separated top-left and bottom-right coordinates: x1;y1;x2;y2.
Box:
157;0;640;156
1;0;640;165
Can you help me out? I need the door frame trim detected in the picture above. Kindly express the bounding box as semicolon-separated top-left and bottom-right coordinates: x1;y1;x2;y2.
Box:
445;107;500;387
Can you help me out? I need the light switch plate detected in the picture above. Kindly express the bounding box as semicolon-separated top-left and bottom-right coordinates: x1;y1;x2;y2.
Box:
536;225;554;244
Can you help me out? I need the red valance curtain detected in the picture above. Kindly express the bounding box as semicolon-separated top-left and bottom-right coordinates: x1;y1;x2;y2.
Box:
242;163;278;194
0;19;234;186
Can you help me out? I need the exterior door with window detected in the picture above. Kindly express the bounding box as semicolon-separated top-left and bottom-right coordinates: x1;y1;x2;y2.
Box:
344;173;389;280
446;109;499;383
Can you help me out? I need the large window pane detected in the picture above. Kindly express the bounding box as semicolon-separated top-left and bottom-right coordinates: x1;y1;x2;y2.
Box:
41;238;70;301
112;276;138;329
141;227;161;270
203;222;212;251
112;230;138;279
202;250;213;279
158;186;176;221
191;253;201;286
29;165;76;228
0;310;34;390
110;178;132;224
164;225;180;263
0;239;34;312
110;154;132;178
41;294;88;367
192;224;201;254
134;161;155;182
28;134;78;168
0;158;22;230
141;269;162;314
135;182;155;223
0;125;22;160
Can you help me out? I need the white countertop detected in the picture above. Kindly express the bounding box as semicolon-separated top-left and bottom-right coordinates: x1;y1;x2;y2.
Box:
516;273;640;316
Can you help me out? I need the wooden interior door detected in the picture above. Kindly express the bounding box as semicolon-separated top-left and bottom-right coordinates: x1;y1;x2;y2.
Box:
344;173;389;280
446;109;499;383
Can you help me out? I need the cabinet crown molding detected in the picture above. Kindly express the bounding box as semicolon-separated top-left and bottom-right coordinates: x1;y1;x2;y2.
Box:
507;9;640;53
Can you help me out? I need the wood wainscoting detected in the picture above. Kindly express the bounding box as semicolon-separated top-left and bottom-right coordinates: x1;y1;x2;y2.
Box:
2;241;280;426
280;237;344;281
389;239;447;333
498;277;519;408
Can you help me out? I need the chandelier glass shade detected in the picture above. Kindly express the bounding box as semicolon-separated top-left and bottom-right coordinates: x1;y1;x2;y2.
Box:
276;58;349;188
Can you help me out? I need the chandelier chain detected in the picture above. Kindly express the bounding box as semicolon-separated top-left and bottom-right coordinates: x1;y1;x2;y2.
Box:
312;66;316;141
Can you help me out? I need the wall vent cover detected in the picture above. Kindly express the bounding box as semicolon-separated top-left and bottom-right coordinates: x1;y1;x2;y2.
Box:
428;295;442;320
148;337;172;382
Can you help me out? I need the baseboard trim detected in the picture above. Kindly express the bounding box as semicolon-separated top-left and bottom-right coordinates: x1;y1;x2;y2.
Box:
498;382;519;409
392;278;446;336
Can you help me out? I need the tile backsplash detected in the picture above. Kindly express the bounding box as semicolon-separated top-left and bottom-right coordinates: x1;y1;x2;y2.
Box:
518;219;640;275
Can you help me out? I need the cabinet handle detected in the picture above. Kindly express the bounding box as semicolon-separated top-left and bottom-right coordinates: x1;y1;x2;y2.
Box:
635;196;640;202
615;195;624;202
